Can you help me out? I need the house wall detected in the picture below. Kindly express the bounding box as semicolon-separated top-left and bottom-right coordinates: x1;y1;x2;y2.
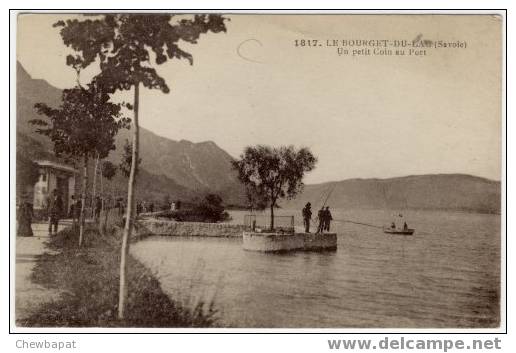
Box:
47;171;57;197
33;167;77;216
33;169;49;210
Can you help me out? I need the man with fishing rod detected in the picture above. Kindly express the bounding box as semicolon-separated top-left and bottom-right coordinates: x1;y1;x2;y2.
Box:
312;184;336;234
323;206;333;232
315;205;333;233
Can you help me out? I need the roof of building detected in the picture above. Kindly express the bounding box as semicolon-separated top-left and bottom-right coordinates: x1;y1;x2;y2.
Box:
35;160;79;174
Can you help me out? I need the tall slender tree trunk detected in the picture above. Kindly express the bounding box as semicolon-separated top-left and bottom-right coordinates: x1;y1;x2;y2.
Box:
91;153;99;218
78;155;89;247
118;83;139;320
270;203;275;230
100;164;104;208
100;172;108;235
102;202;110;236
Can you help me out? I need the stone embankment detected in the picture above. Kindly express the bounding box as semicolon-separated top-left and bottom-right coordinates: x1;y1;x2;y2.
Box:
135;219;247;238
242;232;337;252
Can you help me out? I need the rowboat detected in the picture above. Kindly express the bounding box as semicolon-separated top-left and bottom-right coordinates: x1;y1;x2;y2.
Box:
383;227;415;235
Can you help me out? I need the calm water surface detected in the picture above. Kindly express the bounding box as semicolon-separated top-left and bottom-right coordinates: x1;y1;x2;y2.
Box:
131;209;500;328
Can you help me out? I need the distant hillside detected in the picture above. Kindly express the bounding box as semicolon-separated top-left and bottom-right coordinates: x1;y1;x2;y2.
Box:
110;127;246;204
282;174;501;214
16;61;246;205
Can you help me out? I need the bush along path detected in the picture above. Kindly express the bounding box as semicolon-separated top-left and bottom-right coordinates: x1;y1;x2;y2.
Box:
18;226;219;327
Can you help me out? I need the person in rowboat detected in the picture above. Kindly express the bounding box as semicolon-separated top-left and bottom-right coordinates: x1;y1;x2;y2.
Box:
403;222;408;231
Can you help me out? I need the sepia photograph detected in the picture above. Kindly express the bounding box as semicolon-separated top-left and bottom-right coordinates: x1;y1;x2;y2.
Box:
13;12;503;330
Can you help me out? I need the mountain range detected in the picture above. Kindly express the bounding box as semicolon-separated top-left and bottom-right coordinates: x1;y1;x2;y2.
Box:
16;61;501;213
16;61;247;205
282;174;501;214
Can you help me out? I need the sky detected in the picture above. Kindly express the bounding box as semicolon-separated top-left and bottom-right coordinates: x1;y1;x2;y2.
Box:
17;14;502;183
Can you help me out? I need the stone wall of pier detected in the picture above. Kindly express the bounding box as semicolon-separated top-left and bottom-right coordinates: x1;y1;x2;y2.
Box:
136;219;247;238
242;232;337;252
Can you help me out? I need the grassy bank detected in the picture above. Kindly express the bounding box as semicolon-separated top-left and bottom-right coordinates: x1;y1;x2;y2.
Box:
18;226;218;327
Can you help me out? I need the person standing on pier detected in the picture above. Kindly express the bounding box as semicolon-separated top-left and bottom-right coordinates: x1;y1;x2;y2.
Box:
302;202;312;233
323;206;333;232
316;207;325;233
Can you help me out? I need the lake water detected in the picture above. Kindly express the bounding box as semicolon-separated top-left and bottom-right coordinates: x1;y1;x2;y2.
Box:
131;209;500;328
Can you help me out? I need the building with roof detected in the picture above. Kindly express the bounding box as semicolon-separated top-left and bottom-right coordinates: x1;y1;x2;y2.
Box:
32;160;78;216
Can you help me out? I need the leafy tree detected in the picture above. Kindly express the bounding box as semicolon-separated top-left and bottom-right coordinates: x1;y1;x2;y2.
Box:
232;145;317;230
101;159;117;201
244;184;268;211
119;139;141;178
16;151;40;202
195;193;227;223
54;13;228;319
31;84;129;246
101;160;117;180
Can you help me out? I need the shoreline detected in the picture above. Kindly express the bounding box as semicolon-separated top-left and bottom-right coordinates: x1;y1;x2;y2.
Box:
16;225;220;328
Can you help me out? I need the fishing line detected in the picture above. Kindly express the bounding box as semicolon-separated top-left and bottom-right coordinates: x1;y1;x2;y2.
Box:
334;218;439;236
333;219;384;229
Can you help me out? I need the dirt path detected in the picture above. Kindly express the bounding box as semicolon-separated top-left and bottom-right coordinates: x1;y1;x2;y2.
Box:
15;222;70;324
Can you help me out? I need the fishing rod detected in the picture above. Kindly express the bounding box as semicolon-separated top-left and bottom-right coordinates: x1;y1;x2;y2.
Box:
313;184;330;209
320;183;336;209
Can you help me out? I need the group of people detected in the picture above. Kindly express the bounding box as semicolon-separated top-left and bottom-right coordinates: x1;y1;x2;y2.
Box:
135;200;180;215
136;201;155;215
17;190;64;238
55;192;110;234
17;189;179;238
70;194;101;226
391;221;409;231
301;202;333;234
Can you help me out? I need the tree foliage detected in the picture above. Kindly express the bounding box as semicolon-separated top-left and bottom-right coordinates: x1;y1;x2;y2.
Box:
243;184;269;211
16;152;40;201
195;193;227;223
30;84;129;160
31;83;129;247
54;14;228;94
119;139;141;178
232;145;317;229
101;160;117;180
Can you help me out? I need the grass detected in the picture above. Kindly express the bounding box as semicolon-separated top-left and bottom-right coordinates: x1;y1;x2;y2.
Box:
18;226;219;327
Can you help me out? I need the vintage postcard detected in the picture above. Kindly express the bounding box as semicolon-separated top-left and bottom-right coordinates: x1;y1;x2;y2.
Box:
13;12;503;330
